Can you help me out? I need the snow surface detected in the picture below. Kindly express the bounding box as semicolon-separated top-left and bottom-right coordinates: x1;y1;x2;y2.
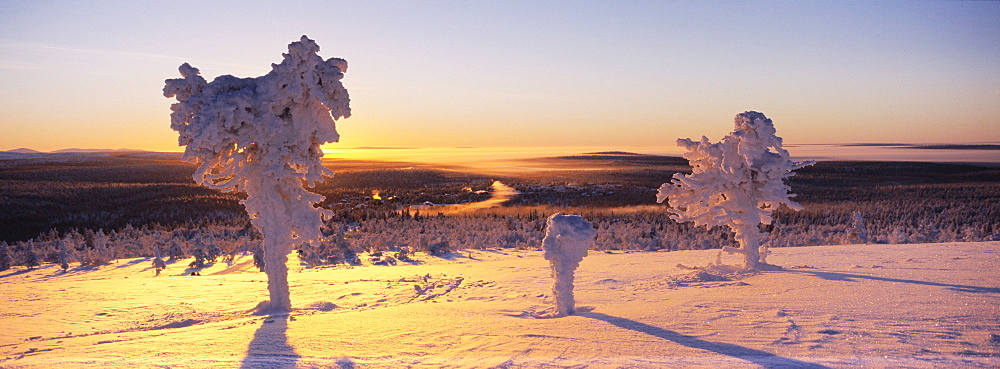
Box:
2;242;998;368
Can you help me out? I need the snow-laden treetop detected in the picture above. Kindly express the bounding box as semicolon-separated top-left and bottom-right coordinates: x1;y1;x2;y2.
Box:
163;35;350;192
542;213;596;264
658;111;813;230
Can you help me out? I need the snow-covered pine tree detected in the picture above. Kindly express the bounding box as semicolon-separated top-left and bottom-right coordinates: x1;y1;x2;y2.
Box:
166;35;350;313
152;246;166;277
57;239;72;272
0;241;13;271
165;241;185;261
23;241;40;269
90;230;112;266
189;244;208;269
850;212;869;244
657;111;813;270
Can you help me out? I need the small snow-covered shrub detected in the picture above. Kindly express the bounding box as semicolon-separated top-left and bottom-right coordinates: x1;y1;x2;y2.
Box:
849;212;869;244
542;213;596;317
426;239;452;255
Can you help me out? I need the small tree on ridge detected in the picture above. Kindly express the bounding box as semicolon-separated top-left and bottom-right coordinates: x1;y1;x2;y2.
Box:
164;36;351;313
657;111;812;270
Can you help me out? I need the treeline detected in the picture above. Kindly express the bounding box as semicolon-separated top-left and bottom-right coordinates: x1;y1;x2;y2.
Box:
0;220;260;272
3;192;997;271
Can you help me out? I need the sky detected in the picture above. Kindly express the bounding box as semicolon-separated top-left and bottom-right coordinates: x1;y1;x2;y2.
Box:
0;0;998;153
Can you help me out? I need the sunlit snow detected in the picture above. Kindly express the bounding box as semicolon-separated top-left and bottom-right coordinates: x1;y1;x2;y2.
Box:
2;242;997;368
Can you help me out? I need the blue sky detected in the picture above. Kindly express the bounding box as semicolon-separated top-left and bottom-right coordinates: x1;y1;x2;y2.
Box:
1;0;997;152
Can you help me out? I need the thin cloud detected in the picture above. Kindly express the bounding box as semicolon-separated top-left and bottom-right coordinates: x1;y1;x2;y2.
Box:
0;61;43;70
0;40;261;72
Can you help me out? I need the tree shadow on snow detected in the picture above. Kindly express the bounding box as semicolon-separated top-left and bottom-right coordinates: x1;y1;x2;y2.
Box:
579;312;830;369
239;315;300;369
428;251;476;261
176;263;217;276
239;315;357;369
113;257;152;269
783;269;1000;294
0;267;43;279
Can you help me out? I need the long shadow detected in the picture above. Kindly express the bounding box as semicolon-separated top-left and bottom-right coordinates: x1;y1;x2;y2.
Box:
240;315;300;369
428;251;475;261
580;312;830;369
0;268;38;279
113;257;152;269
3;264;63;280
783;269;999;294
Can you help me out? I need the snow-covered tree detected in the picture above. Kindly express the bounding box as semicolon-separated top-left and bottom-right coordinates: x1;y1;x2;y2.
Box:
23;241;40;269
542;213;596;317
164;36;351;313
189;245;208;269
0;241;13;271
849;212;869;244
57;239;72;272
152;246;166;277
84;230;112;266
164;242;185;261
657;111;812;270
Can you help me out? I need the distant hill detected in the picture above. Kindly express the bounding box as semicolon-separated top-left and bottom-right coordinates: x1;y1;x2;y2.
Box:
910;144;1000;150
839;143;1000;150
6;148;42;154
554;152;688;166
51;148;148;154
2;148;150;154
582;151;645;156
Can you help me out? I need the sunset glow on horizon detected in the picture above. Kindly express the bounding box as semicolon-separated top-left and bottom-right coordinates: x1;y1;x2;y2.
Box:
1;1;998;154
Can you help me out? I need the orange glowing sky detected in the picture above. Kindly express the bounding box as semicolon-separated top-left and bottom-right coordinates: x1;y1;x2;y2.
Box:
1;1;998;155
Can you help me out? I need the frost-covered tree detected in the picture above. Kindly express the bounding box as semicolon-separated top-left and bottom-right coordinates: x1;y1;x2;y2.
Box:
188;236;221;269
84;230;112;266
189;245;208;269
57;239;72;272
164;36;350;313
165;242;185;261
23;241;40;269
542;213;596;317
0;241;13;272
152;246;166;277
849;212;869;244
657;111;812;270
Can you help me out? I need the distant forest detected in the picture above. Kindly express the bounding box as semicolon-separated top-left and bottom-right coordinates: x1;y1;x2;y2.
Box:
1;153;997;269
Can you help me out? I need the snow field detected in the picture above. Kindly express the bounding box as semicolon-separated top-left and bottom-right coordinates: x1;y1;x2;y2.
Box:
2;242;998;368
